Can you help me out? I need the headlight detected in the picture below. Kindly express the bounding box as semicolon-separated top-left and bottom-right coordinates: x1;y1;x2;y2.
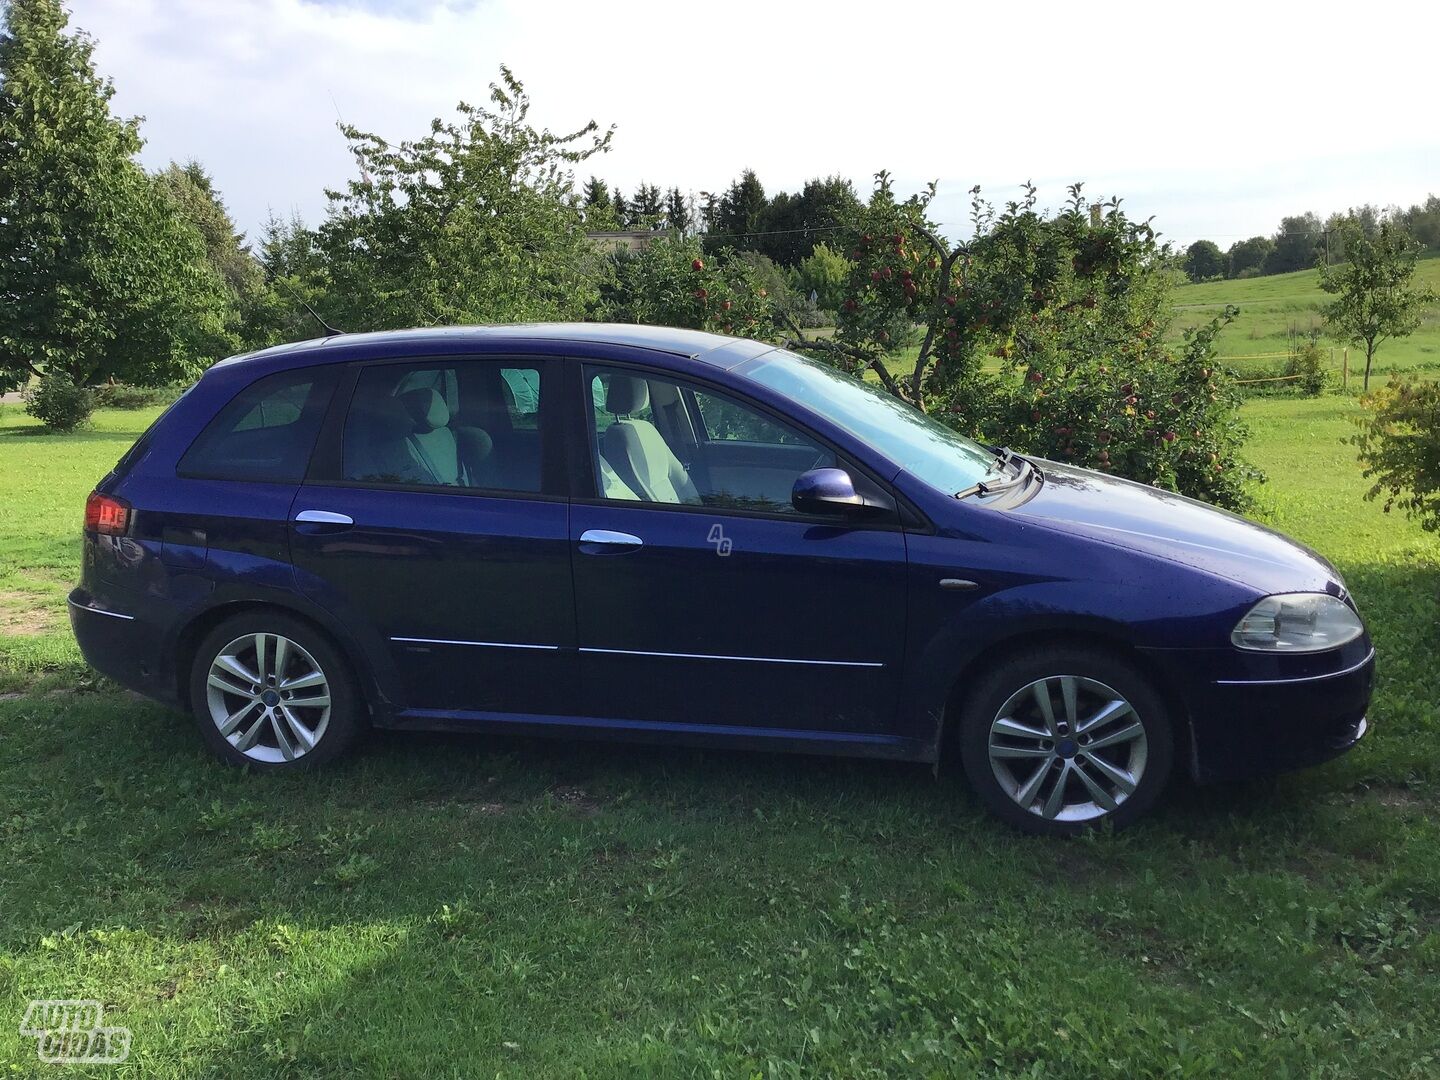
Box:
1231;593;1364;653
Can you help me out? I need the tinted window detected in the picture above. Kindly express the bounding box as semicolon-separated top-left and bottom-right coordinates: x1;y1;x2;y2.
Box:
587;365;831;513
178;368;336;482
342;361;545;493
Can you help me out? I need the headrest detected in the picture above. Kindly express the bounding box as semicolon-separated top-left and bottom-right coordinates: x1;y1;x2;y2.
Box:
605;375;649;416
454;425;494;462
398;387;450;432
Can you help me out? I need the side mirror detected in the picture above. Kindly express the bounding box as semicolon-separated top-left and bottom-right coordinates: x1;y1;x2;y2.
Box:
792;467;873;517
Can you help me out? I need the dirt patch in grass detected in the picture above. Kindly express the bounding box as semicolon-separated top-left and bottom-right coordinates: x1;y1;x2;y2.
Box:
0;589;57;635
1369;786;1431;813
551;784;603;816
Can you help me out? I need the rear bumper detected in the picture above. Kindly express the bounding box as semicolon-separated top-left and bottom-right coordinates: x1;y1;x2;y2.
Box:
1142;641;1375;784
68;588;178;704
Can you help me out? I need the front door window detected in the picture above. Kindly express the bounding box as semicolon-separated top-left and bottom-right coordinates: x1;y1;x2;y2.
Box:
585;365;834;513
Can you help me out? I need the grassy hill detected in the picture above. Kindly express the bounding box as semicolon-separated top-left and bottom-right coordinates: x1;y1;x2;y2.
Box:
1168;254;1440;387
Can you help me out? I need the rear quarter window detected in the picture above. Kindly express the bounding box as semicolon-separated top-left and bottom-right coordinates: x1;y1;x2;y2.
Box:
178;367;337;482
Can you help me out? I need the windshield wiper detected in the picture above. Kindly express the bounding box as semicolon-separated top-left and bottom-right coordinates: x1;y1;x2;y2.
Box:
956;453;1033;500
988;446;1015;474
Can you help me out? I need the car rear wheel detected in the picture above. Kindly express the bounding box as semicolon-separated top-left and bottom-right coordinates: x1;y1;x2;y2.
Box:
189;611;362;769
958;646;1174;835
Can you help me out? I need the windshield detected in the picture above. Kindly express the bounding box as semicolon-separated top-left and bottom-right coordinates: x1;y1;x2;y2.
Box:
743;349;998;494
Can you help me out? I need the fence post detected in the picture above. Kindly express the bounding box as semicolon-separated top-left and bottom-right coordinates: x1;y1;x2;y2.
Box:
1342;349;1348;391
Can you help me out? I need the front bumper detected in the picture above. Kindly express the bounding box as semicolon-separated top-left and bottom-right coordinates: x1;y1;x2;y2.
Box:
1141;639;1375;784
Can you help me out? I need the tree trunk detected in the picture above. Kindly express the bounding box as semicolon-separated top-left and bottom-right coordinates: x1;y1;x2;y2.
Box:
1363;342;1376;392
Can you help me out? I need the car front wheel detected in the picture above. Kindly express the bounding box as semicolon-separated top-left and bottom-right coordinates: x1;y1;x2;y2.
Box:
958;646;1174;835
189;611;362;769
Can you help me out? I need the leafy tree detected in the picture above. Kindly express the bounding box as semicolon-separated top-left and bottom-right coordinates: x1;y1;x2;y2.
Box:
791;175;1259;509
599;236;782;338
0;0;230;401
733;250;793;312
1353;375;1440;531
706;169;767;251
246;212;331;346
1319;220;1438;391
1264;213;1322;275
1226;236;1272;278
664;187;691;235
1395;194;1440;250
1183;240;1225;282
315;66;613;330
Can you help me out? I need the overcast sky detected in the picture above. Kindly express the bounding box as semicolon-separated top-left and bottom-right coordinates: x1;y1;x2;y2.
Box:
67;0;1438;251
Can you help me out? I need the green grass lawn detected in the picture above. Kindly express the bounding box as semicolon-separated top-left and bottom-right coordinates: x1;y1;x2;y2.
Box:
1169;255;1440;384
2;399;1439;1076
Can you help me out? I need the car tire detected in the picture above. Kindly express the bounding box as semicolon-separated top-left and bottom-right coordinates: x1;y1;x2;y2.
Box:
188;610;363;770
957;645;1174;835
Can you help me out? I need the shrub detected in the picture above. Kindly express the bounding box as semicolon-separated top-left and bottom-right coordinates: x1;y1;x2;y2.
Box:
1282;338;1329;396
1352;375;1440;531
793;242;853;312
23;374;96;432
91;381;188;409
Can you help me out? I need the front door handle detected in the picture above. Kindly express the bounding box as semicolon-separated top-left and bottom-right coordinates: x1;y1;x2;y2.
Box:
578;529;643;553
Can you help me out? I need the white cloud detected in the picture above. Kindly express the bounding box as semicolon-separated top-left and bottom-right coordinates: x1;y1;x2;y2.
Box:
69;0;1440;248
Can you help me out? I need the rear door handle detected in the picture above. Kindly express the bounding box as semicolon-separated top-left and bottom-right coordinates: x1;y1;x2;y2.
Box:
293;509;353;532
578;529;643;553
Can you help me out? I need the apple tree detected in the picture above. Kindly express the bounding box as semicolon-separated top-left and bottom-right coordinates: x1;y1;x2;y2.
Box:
599;235;783;338
788;175;1262;510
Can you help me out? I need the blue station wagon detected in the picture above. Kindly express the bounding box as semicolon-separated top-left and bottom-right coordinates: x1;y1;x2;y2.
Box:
70;325;1374;834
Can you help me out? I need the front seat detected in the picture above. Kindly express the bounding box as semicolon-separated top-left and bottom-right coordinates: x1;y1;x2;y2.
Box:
601;375;700;504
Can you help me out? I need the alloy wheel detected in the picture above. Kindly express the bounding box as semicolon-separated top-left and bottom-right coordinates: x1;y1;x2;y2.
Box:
204;632;331;763
987;675;1148;822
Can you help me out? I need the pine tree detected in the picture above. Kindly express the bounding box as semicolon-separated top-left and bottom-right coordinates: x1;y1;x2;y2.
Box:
582;175;610;210
630;183;663;228
153;161;265;348
708;169;767;251
664;187;691;235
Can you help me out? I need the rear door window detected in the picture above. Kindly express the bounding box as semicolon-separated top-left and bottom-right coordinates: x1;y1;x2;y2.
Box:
340;361;548;493
178;368;337;482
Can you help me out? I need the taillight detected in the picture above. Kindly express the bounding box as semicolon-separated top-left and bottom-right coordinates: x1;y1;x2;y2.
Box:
84;492;130;535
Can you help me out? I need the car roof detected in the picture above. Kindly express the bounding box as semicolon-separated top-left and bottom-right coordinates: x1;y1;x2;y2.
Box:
213;323;776;373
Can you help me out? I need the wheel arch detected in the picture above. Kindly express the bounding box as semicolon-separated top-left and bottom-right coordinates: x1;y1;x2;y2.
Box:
931;628;1194;775
171;597;388;721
